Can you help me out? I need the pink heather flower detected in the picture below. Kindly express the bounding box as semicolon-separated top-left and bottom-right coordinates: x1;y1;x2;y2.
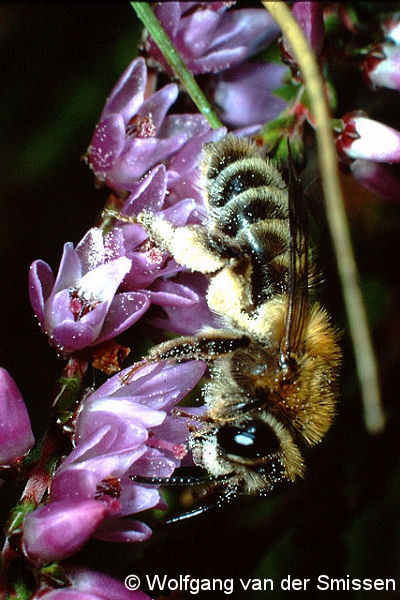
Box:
335;112;400;163
350;159;400;202
29;228;149;354
87;57;212;191
0;368;34;468
362;43;400;92
109;164;198;291
33;566;150;599
165;126;227;206
210;61;288;129
148;271;220;335
146;3;279;74
104;130;225;334
22;360;206;562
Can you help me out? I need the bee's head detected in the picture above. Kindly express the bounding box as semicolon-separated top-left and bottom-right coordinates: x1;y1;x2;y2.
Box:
190;414;304;494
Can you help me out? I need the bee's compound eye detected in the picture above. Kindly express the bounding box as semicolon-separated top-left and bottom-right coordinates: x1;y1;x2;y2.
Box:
216;420;280;459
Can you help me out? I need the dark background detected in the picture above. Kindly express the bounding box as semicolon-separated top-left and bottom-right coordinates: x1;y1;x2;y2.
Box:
2;3;399;599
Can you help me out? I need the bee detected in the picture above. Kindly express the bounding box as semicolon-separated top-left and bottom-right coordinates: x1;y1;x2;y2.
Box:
130;135;341;511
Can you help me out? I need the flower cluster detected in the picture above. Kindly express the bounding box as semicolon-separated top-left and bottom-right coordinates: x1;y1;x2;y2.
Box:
18;2;293;582
332;11;400;201
145;2;280;75
145;2;288;134
23;360;205;563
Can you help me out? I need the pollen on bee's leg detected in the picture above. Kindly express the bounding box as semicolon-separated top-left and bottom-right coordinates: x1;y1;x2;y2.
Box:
101;208;137;224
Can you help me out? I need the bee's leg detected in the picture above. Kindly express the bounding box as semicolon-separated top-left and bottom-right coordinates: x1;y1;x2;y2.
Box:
120;332;250;384
147;331;251;363
138;211;244;274
102;208;136;223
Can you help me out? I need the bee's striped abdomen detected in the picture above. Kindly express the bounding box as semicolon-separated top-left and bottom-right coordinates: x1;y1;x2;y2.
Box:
202;135;291;302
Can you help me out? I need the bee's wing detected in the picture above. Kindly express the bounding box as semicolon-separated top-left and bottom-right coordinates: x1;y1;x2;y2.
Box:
283;144;309;357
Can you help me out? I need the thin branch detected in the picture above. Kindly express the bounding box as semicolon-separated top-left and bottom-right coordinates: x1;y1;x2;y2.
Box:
263;1;385;433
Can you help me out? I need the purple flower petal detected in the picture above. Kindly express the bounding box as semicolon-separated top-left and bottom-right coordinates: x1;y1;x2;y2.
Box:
75;228;106;273
29;260;54;325
64;566;151;600
50;445;147;503
122;165;168;215
0;368;34;467
292;1;324;55
101;57;147;124
350;159;400;202
88;114;126;175
95;291;150;344
150;5;278;74
94;517;152;542
52;243;82;295
75;396;165;443
176;10;220;58
107;136;185;188
131;447;179;479
104;226;126;261
154;2;181;38
167;127;226;176
148;281;198;308
33;591;98;599
29;228;145;353
117;223;148;250
60;425;148;473
23;499;107;563
149;273;219;335
118;480;161;515
159;113;210;140
76;256;132;306
51;300;108;352
189;46;248;74
213;62;288;127
122;252;169;291
89;360;206;412
50;468;101;502
139;84;179;133
160;198;198;226
212;9;278;55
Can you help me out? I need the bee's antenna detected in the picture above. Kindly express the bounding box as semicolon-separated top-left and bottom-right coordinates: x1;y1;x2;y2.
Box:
130;472;235;486
154;485;238;527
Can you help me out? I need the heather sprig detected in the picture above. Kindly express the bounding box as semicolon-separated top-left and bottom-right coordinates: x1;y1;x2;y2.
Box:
2;1;396;597
22;360;205;563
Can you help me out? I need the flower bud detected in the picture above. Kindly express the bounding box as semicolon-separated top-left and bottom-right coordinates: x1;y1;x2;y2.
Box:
350;159;400;202
23;500;107;563
280;1;325;77
34;566;151;599
362;43;400;91
292;1;325;55
382;13;400;45
0;367;34;468
335;112;400;163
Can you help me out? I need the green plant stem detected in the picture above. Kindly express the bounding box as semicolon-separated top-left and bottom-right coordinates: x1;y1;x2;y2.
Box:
131;2;223;129
263;1;385;433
